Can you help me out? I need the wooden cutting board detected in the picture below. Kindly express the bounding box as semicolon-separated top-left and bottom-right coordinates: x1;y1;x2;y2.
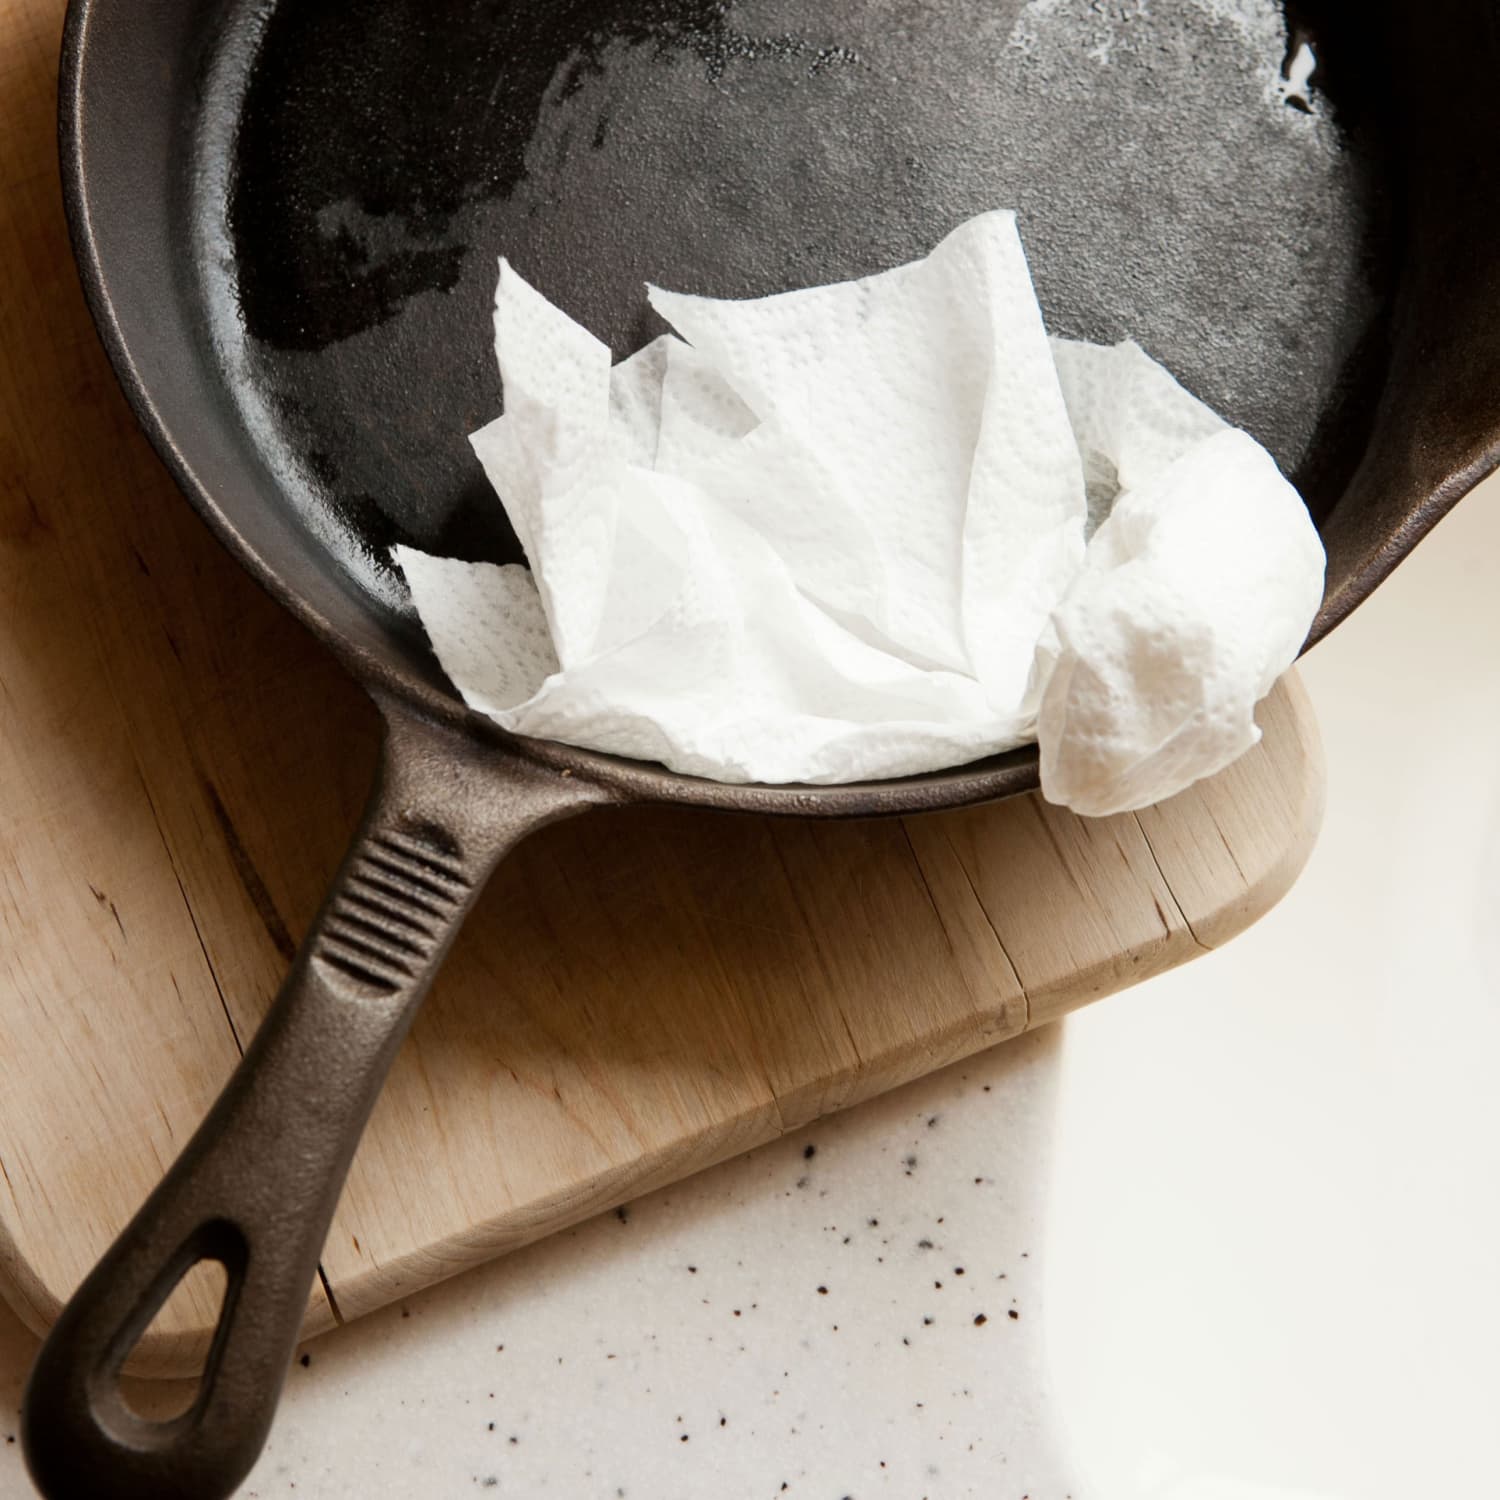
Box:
0;0;1324;1377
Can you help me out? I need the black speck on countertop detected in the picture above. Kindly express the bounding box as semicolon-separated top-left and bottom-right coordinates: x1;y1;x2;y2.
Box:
299;1353;311;1368
1008;1309;1020;1320
803;1143;817;1159
974;1313;988;1326
917;1238;934;1250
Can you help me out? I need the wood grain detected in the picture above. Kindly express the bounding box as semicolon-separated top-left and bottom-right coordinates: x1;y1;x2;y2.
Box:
0;0;1324;1375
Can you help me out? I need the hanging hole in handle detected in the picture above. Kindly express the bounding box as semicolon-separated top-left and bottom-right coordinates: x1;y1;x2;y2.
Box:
117;1256;232;1418
89;1221;247;1442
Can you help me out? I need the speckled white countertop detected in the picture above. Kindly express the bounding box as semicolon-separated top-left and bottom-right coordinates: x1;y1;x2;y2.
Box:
3;485;1497;1498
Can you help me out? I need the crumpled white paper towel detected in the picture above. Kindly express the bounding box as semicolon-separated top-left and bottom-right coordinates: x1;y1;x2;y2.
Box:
395;210;1324;815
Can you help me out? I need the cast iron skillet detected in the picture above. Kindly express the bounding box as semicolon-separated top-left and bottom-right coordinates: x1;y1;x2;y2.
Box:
25;0;1500;1495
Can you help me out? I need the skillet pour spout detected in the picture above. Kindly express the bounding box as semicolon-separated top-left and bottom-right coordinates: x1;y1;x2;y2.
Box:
25;0;1500;1495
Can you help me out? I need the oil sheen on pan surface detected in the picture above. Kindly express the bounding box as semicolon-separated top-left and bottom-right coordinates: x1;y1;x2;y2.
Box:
191;0;1393;615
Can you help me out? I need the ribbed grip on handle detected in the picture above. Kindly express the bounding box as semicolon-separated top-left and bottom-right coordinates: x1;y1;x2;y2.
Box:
315;828;473;994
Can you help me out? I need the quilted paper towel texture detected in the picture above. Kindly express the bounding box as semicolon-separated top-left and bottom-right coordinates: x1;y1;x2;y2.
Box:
395;211;1324;816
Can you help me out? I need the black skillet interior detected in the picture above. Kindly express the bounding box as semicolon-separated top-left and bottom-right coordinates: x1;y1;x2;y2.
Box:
71;0;1500;799
208;0;1395;592
217;0;1398;582
214;0;1397;575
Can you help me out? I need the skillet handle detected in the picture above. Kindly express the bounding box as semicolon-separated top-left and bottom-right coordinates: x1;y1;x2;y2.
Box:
21;699;612;1500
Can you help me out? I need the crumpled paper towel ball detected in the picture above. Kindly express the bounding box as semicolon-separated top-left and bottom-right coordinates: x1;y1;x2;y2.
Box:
395;211;1324;816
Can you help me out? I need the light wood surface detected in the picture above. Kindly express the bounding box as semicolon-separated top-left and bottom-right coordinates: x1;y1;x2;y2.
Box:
0;0;1325;1376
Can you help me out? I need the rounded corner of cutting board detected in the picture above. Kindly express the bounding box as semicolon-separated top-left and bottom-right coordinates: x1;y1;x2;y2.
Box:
1136;669;1327;956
